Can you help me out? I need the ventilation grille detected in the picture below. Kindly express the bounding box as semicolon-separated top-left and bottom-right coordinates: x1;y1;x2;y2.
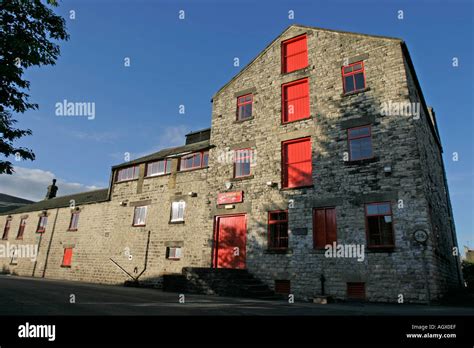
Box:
275;280;291;294
347;282;366;300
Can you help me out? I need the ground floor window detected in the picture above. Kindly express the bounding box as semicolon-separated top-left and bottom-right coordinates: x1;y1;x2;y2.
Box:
365;202;394;248
268;211;288;250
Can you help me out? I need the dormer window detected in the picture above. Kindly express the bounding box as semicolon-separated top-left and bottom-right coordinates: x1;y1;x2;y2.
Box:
116;166;139;182
179;151;209;171
146;159;172;177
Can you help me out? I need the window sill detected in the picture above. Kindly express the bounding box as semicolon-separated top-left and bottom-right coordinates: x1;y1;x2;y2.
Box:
1;238;8;241
280;184;314;191
132;224;146;227
144;173;172;179
265;248;292;254
115;178;139;184
16;237;23;240
230;175;254;182
68;229;78;232
169;220;185;225
281;115;313;125
233;117;254;124
178;166;208;173
344;156;379;166
61;265;72;268
36;231;45;234
341;87;370;97
167;258;181;261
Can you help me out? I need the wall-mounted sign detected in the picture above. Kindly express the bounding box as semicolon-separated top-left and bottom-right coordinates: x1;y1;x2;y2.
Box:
217;191;243;205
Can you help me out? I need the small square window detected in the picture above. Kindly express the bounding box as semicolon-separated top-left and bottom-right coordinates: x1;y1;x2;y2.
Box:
166;247;182;260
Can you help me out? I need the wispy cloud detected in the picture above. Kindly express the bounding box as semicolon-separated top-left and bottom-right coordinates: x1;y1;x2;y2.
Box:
69;130;120;143
0;167;102;201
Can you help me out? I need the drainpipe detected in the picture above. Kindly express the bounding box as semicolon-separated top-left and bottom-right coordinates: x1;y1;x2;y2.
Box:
40;208;59;278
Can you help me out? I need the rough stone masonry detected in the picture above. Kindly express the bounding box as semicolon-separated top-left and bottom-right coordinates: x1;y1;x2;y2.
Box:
0;25;463;303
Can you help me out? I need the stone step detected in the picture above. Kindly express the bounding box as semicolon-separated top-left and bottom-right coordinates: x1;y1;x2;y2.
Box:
163;267;276;300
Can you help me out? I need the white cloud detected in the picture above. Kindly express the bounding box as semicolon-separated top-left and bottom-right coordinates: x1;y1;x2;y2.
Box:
0;167;102;201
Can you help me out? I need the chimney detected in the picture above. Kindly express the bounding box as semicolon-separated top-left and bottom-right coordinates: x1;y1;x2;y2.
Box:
45;179;58;200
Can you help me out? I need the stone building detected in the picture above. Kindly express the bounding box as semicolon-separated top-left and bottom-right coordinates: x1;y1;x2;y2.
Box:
0;25;462;303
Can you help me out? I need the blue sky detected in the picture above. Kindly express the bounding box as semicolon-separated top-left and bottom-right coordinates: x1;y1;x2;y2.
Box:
2;0;473;250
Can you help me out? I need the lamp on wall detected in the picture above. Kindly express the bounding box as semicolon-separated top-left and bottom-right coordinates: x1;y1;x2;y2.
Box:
225;181;232;190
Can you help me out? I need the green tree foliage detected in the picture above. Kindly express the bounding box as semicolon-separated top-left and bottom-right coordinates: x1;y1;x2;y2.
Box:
0;0;69;174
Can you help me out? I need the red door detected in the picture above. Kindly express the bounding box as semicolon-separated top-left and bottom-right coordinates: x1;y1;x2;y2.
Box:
214;215;246;269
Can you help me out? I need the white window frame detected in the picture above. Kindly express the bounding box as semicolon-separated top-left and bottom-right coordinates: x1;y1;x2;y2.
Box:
170;201;185;222
133;206;148;226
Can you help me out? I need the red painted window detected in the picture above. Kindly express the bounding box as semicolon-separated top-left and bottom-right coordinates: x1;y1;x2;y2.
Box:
234;149;252;178
36;216;48;233
68;212;80;231
146;159;172;177
268;211;288;249
282;78;310;123
133;206;147;226
2;219;12;240
282;34;308;73
282;137;312;188
62;248;73;267
237;94;253;120
348;125;373;160
180;151;209;171
342;61;366;93
313;207;337;248
116;166;139;182
16;218;26;239
365;202;394;248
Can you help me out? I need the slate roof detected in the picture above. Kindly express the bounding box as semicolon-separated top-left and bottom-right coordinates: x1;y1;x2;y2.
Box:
112;139;211;169
1;189;109;215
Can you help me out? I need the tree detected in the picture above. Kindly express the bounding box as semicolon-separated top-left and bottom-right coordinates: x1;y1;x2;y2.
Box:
0;0;69;174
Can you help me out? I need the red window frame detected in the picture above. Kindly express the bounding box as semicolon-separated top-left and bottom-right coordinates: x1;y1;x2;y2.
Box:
234;148;252;178
282;137;312;189
36;215;48;233
364;202;395;248
16;218;26;240
62;248;73;267
347;125;373;161
2;218;12;240
68;212;80;231
236;94;253;121
313;207;337;249
146;159;172;177
267;210;289;250
282;78;310;123
179;151;209;171
342;61;366;94
281;34;308;73
116;165;139;182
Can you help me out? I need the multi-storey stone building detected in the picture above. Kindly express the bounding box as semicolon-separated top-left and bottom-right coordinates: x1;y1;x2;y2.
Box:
0;25;462;303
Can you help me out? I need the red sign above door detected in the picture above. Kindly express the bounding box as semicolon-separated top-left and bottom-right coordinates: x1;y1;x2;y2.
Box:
217;191;243;205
